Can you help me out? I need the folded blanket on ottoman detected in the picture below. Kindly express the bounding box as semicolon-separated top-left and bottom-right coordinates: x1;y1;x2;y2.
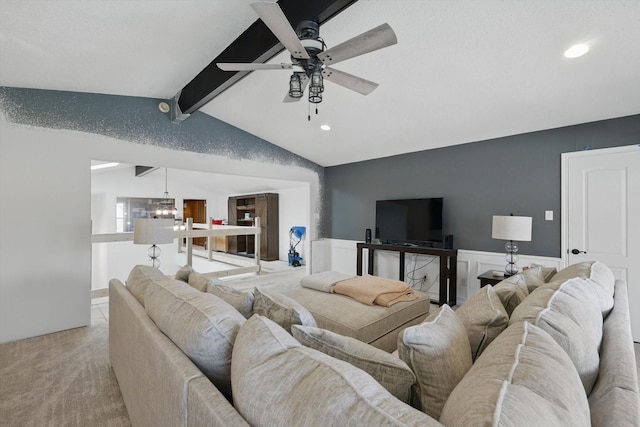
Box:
333;275;417;307
300;271;354;293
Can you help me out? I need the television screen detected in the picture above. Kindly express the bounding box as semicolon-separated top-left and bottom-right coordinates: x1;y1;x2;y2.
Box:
375;198;443;246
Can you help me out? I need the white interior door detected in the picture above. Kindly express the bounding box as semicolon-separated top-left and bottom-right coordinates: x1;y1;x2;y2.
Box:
562;145;640;341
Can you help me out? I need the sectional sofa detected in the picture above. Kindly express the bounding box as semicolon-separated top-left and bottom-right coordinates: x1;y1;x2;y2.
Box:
109;261;639;426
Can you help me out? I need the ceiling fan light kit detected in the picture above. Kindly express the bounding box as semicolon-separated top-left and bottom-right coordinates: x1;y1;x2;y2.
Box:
217;1;397;115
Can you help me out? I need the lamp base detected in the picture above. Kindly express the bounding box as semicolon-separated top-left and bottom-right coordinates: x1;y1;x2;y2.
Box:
503;240;520;277
148;244;161;268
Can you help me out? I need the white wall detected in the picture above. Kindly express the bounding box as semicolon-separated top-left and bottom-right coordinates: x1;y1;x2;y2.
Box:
0;114;321;343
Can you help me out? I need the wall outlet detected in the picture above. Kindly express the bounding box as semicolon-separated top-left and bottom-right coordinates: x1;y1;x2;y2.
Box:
545;210;553;221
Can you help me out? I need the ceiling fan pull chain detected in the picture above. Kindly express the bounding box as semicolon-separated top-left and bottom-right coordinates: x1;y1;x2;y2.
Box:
308;99;311;121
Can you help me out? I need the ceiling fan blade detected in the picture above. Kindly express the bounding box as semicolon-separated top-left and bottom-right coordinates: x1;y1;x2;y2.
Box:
322;67;378;95
283;74;309;103
318;23;397;66
251;2;310;60
217;62;293;71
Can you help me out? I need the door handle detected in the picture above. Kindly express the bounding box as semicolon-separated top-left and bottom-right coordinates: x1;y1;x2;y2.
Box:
570;249;587;255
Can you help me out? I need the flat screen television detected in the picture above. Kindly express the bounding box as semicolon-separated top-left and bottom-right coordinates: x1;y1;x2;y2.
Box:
375;198;443;246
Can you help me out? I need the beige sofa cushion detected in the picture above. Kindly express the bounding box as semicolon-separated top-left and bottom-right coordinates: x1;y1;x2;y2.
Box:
397;305;472;419
144;278;245;399
231;315;443;427
125;264;167;305
455;285;509;360
440;322;591;427
493;275;529;316
550;261;615;315
207;282;254;319
509;277;603;394
252;287;316;333
292;325;416;403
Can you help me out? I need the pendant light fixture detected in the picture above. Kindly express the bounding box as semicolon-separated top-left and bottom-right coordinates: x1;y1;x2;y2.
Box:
156;168;178;217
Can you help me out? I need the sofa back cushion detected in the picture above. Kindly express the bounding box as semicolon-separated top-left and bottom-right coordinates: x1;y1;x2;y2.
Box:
440;322;591;427
455;285;509;360
292;325;416;403
144;278;245;399
231;315;443;427
397;305;472;419
125;265;167;305
509;277;603;394
550;261;615;315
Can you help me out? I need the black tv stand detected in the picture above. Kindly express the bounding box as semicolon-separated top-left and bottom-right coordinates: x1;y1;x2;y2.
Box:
356;242;457;306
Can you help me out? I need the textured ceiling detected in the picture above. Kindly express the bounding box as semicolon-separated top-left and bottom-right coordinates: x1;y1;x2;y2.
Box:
2;0;639;167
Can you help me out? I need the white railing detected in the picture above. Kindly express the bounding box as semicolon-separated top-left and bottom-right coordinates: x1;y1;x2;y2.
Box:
91;217;262;278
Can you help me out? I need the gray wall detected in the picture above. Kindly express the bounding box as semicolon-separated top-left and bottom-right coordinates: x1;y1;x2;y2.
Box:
0;87;323;175
323;115;640;258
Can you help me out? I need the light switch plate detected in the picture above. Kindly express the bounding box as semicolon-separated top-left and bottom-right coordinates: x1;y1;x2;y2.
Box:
545;210;553;221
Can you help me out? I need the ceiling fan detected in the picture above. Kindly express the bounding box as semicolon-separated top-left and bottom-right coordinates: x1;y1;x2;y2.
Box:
217;2;397;108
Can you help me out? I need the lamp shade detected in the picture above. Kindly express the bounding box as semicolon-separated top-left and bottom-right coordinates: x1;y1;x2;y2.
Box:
133;218;174;245
492;215;532;241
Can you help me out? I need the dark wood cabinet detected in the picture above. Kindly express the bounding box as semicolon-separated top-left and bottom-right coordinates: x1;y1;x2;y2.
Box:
228;193;279;261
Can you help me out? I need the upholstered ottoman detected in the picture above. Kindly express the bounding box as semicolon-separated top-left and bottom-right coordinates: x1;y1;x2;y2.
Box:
279;285;430;352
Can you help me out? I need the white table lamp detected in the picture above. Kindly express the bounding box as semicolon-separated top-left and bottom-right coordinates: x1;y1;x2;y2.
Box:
133;218;174;268
492;214;532;276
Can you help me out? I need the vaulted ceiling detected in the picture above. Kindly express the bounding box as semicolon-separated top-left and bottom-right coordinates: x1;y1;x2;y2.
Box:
2;1;639;167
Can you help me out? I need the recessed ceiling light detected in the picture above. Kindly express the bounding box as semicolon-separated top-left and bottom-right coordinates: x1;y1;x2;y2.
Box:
91;162;119;170
564;43;589;59
320;124;331;131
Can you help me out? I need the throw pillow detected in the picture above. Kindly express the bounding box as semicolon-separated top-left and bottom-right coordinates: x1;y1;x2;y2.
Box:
252;287;316;333
492;274;529;316
187;272;214;292
292;325;416;403
231;315;441;427
125;264;169;306
174;264;195;282
455;285;509;360
207;282;255;319
509;277;603;394
397;305;473;419
144;279;245;399
440;322;591;427
520;265;547;293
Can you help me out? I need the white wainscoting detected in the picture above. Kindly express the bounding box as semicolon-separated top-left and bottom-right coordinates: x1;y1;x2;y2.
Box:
311;239;563;305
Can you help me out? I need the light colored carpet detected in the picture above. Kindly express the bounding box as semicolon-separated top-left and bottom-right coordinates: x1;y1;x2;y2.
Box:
0;309;130;427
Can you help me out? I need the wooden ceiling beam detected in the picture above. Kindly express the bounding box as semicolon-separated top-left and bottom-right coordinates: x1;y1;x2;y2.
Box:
171;0;358;122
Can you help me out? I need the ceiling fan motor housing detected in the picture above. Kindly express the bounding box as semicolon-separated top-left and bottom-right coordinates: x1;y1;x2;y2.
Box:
293;20;324;74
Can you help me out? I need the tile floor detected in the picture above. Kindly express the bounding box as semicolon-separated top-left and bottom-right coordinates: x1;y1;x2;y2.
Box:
91;299;109;324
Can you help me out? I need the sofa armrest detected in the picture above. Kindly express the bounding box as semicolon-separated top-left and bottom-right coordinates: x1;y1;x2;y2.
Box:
588;280;640;426
187;377;250;427
109;279;219;427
